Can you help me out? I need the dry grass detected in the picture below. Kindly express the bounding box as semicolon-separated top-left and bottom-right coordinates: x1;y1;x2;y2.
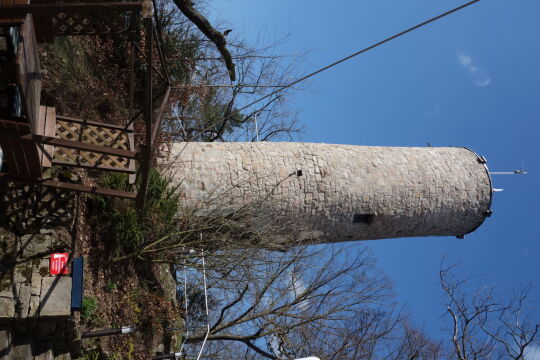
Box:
39;36;130;124
78;203;178;358
38;36;180;358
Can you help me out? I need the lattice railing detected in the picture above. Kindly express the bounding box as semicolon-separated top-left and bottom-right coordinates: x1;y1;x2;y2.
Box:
52;9;132;36
53;117;134;171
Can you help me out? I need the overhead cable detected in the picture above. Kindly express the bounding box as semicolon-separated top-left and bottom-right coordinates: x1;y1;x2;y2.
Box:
233;0;481;115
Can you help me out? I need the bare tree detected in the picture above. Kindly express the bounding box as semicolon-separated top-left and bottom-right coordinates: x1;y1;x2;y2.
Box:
440;262;502;360
153;0;305;144
440;261;539;360
281;307;404;360
389;322;443;360
178;245;397;360
480;285;539;360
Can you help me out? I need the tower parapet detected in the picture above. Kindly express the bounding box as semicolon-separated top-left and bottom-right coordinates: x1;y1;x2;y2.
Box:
164;143;492;243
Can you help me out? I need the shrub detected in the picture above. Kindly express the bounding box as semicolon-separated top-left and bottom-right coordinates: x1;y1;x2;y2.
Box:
82;296;98;320
90;169;179;257
106;282;117;292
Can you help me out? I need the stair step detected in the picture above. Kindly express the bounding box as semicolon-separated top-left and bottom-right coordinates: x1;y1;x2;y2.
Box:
0;327;12;360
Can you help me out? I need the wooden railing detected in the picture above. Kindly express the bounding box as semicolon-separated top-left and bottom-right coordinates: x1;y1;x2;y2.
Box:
0;0;171;205
17;14;41;130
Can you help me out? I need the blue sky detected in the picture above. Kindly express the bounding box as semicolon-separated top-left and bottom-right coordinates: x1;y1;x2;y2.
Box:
209;0;540;341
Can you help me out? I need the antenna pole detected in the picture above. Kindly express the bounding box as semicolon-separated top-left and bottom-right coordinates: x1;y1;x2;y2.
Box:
489;171;528;175
196;238;210;360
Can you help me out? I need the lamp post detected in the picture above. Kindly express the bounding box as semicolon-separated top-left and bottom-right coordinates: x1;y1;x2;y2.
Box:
252;109;270;142
81;326;136;338
149;353;182;360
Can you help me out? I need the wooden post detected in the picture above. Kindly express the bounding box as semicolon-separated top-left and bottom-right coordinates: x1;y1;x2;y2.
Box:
151;85;171;144
36;106;56;167
141;0;153;19
136;17;153;209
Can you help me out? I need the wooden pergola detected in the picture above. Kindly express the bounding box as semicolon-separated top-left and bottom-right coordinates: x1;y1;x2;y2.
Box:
0;0;171;208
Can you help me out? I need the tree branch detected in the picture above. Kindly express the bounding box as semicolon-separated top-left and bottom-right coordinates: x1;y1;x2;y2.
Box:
173;0;236;81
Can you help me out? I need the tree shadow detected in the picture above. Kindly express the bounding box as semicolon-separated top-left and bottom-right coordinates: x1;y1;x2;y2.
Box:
0;183;74;283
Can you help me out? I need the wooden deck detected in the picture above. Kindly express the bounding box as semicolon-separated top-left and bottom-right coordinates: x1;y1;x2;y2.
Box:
0;0;168;204
0;13;42;178
17;14;41;128
0;118;42;177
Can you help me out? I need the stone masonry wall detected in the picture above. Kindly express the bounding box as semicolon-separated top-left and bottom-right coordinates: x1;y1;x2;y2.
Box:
163;143;492;243
0;228;74;359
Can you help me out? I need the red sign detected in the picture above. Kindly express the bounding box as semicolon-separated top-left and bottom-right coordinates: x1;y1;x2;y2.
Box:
50;253;69;275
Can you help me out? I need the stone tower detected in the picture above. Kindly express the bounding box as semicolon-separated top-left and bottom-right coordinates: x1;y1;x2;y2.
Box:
163;142;492;243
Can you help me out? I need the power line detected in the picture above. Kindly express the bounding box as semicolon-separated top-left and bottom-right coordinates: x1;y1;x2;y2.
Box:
233;0;481;115
173;84;285;88
179;0;481;139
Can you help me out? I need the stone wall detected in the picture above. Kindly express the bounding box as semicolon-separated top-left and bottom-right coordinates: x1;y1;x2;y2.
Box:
163;143;492;243
0;228;74;359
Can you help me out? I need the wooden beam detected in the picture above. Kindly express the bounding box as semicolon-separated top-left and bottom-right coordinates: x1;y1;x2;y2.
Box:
127;124;137;184
128;31;137;185
17;14;42;130
0;119;24;176
151;85;171;143
0;128;138;159
51;159;137;174
136;18;153;209
36;106;56;167
153;18;171;84
56;115;134;133
0;0;28;25
142;0;153;18
0;172;137;199
0;117;42;178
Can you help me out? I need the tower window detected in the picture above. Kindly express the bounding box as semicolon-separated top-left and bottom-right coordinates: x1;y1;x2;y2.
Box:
353;214;374;224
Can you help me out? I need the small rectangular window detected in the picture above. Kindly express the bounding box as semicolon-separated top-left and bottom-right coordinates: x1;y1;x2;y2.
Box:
353;214;374;224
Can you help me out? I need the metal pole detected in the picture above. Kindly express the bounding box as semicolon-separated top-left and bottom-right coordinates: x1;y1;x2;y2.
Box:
254;113;259;142
177;248;190;355
489;171;528;175
252;109;270;142
195;247;210;360
81;326;136;339
149;353;182;360
158;247;208;360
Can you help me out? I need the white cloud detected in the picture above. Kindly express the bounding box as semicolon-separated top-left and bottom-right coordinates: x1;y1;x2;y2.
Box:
457;52;472;67
457;51;491;87
525;344;540;360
